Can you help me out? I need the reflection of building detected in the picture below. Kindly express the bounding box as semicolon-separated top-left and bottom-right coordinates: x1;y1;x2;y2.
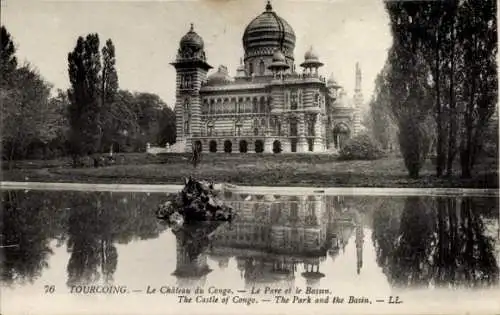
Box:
205;192;362;287
355;220;364;275
171;1;361;154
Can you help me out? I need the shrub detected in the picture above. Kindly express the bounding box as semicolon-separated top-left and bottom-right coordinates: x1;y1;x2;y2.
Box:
339;134;384;160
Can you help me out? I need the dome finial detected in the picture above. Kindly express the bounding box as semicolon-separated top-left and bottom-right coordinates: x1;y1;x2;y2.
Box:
190;23;194;32
266;0;272;11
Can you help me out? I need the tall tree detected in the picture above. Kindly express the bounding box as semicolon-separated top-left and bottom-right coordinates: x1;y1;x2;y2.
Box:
383;0;497;179
158;106;177;146
384;2;435;178
67;34;102;165
369;66;397;152
100;39;119;152
457;0;497;177
101;39;118;107
0;26;17;86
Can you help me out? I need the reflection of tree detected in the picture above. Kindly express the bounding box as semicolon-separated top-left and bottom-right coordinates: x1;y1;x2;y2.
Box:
66;194;112;285
66;192;169;286
372;196;499;288
1;191;66;285
1;190;171;286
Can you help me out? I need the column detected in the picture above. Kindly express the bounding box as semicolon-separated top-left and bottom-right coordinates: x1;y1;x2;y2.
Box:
299;195;308;225
264;137;273;153
184;138;193;153
298;113;308;152
313;114;324;152
248;140;255;153
282;138;291;153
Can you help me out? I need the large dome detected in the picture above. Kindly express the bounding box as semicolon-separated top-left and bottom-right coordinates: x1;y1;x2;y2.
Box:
242;1;296;60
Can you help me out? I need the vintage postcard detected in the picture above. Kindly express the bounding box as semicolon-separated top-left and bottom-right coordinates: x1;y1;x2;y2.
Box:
1;0;499;314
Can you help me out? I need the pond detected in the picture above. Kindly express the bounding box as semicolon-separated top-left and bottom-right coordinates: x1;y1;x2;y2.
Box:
1;189;499;315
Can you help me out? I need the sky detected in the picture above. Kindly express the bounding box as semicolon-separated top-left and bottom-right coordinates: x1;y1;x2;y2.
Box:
2;0;393;109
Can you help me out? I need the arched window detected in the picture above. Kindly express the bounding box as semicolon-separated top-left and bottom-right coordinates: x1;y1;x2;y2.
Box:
207;121;214;136
259;60;265;75
183;98;190;135
308;116;315;136
235;120;242;136
253;98;258;112
260;97;266;113
314;93;320;107
249;62;253;76
184;119;190;135
202;100;208;115
290;90;298;110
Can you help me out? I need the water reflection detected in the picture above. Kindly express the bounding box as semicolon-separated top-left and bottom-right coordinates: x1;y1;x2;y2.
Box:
1;190;169;287
1;190;65;285
173;222;220;288
372;196;500;288
1;190;499;292
205;194;364;289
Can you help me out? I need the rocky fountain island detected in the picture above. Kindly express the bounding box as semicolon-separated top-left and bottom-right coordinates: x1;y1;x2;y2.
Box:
156;177;234;228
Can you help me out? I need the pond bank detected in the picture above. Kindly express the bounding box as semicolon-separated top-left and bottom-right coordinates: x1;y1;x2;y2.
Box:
1;181;498;197
2;154;497;189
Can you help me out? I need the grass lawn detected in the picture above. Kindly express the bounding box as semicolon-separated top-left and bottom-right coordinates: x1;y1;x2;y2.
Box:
2;152;497;188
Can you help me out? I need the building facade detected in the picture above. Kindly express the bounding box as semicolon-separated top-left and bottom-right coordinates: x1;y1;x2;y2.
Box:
171;1;362;154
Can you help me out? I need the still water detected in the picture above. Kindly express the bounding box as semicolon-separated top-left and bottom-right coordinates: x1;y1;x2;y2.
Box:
1;189;499;315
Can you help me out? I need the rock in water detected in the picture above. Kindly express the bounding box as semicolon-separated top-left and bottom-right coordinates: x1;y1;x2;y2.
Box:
156;201;175;220
156;177;233;225
169;212;184;227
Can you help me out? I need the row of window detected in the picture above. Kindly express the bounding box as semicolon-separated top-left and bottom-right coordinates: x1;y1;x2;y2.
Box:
202;98;269;115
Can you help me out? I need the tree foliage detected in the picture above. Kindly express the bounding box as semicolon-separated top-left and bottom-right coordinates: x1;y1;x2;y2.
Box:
378;0;498;178
369;69;398;152
0;26;17;86
100;39;119;153
339;133;384;161
1;28;175;164
67;34;102;162
1;64;59;165
1;27;72;164
66;34;175;158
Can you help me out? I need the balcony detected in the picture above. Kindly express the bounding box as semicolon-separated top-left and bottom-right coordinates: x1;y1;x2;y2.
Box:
198;130;267;137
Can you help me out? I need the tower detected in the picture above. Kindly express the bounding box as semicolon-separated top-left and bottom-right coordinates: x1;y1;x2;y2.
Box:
171;24;212;152
352;62;363;136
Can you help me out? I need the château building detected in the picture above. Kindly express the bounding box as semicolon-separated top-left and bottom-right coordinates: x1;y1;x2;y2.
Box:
171;1;362;153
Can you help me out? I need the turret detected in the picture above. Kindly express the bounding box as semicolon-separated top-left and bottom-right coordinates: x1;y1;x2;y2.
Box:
171;24;212;151
300;46;324;76
268;49;290;79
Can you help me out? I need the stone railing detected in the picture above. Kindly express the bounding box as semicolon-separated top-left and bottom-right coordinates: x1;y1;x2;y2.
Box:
201;72;327;87
198;130;267;137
